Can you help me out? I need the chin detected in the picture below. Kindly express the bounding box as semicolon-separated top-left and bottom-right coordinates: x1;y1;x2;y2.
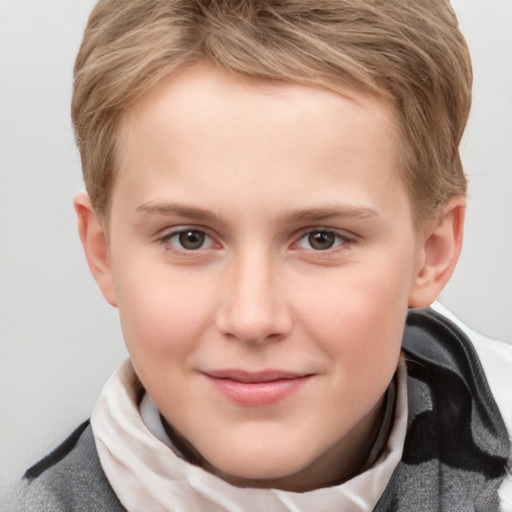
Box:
213;462;305;490
202;443;316;489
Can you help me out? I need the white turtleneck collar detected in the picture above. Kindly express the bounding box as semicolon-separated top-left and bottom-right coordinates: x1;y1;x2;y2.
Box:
90;357;407;512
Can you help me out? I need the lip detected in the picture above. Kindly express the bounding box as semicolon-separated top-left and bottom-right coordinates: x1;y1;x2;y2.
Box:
202;369;313;406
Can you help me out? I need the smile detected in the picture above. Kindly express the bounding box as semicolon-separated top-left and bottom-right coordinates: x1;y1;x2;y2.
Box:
202;370;313;406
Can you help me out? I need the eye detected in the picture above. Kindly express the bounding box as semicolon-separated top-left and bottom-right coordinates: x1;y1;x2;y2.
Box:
296;229;348;251
161;228;215;251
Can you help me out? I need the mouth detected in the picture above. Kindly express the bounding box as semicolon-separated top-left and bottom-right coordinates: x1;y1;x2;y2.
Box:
201;369;313;406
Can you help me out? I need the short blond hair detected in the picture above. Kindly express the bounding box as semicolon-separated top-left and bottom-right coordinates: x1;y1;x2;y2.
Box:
72;0;472;223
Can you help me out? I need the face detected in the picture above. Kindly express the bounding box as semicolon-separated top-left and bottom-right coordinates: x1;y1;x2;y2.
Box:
102;64;426;490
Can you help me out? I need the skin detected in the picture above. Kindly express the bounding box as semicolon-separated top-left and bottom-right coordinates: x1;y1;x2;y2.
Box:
76;63;465;492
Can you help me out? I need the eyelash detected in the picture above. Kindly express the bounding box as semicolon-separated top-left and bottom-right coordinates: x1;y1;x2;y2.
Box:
158;227;217;254
294;229;353;252
157;226;355;256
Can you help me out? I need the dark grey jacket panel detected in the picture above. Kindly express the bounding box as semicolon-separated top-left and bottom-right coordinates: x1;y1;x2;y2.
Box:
7;422;125;512
7;309;510;511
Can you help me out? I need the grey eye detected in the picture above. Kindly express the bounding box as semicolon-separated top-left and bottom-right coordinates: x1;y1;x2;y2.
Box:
178;230;206;250
307;231;336;250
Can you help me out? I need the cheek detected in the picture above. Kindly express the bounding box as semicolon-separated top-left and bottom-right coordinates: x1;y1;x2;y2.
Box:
114;264;217;359
294;259;411;372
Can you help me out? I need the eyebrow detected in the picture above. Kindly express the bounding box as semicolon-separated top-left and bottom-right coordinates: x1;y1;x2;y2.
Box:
282;205;381;222
136;201;380;223
136;202;215;220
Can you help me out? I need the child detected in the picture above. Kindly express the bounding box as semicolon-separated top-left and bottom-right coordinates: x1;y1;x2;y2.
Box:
9;0;512;510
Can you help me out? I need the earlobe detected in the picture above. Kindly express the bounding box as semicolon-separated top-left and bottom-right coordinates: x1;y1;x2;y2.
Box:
408;197;466;308
74;193;118;307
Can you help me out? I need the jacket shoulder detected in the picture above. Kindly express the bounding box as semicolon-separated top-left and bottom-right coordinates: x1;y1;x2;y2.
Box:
7;421;126;512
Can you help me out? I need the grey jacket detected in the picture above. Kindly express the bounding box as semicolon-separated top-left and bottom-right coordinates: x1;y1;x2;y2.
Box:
7;309;510;511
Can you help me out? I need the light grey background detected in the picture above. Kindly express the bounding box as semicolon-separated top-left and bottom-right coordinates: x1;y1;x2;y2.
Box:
1;0;511;499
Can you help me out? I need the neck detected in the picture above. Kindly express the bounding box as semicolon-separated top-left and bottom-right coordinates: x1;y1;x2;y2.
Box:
160;387;391;492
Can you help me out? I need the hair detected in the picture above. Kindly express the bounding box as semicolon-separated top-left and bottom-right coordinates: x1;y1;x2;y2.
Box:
72;0;472;224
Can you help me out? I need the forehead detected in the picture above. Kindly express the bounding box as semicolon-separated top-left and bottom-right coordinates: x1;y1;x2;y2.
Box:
112;63;407;223
119;63;397;148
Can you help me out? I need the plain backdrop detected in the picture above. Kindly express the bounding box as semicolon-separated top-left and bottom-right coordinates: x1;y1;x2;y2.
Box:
1;0;511;499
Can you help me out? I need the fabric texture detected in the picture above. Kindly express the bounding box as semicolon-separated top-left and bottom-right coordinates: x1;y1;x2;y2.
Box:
6;422;125;512
95;360;405;512
7;307;512;512
373;308;511;511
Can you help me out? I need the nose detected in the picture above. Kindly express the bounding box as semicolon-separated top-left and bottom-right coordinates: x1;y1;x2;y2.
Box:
215;250;292;345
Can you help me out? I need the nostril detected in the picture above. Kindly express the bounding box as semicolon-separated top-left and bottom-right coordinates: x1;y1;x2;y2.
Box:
215;303;292;345
215;258;292;343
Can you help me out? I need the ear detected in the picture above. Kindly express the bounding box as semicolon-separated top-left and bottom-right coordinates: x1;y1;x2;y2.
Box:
74;193;118;307
408;197;466;308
